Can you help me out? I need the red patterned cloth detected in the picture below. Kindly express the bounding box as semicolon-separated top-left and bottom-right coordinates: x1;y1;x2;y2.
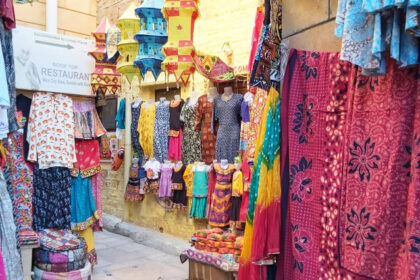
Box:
339;59;420;279
71;140;101;178
278;50;356;279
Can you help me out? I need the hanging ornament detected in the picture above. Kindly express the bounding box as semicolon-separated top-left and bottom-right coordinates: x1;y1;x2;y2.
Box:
161;0;199;86
88;17;121;95
193;51;234;83
134;0;168;80
116;3;141;84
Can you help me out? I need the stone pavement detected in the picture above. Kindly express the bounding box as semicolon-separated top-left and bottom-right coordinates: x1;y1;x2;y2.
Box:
93;230;188;280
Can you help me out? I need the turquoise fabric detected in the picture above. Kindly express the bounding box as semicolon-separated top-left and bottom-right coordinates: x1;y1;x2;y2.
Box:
115;98;125;129
70;174;97;230
190;169;208;219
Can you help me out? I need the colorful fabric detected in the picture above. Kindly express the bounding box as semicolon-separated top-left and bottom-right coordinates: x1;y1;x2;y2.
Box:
182;248;239;272
144;159;161;179
246;88;268;162
248;6;264;74
193;52;234;83
184;163;194;198
335;0;420;75
169;128;183;161
90;173;103;231
3;130;34;237
181;100;201;164
277;50;354;279
73;101;107;139
138;103;155;158
76;227;97;265
35;260;86;273
207;165;216;213
131;101;143;155
0;0;16;29
0;39;9;140
33;262;91;280
16;94;32;158
27;92;76;169
33;165;72;230
238;85;272;280
37;229;87;252
169;99;184;135
249;25;279;91
125;161;142;201
172;164;187;206
0;20;17;132
212;94;243;163
34;248;86;264
158;162;173;198
0;170;23;280
144;179;159;194
208;164;235;227
71;139;101;178
232;170;244;197
71;174;98;231
115;98;125;129
338;58;420;279
190;164;209;219
195;95;216;164
239;100;251;151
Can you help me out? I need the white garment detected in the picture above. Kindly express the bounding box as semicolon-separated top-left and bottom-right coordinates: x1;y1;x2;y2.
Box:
0;43;10;139
144;159;161;179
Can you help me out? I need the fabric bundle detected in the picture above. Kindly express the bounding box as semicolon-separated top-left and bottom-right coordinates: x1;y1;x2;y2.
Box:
73;101;107;140
33;229;88;277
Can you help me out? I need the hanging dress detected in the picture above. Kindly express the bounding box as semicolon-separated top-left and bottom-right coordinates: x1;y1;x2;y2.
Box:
169;99;184;161
131;101;143;155
153;101;170;162
158;163;173;198
208;163;235;227
70;174;98;231
195;95;216;164
181;99;201;164
172;164;187;207
212;94;243;163
138;103;155;159
190;164;209;219
124;160;142;202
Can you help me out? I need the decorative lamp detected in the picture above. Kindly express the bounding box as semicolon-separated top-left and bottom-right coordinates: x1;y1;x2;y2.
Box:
134;0;168;80
116;3;141;84
89;17;121;95
161;0;199;86
193;51;235;83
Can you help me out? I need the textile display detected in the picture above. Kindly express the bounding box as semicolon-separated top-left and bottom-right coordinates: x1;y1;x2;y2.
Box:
238;87;280;280
0;170;23;280
0;38;9;139
208;164;235;227
336;0;420;75
33;165;72;230
3;130;36;243
182;248;239;272
193;52;234;83
134;0;168;80
161;0;199;85
207;164;216;215
131;101;143;155
153;101;170;162
190;164;209;219
169;128;182;161
71;139;101;178
277;50;351;279
248;6;264;74
159;162;173;198
339;58;420;279
116;3;140;83
73;101;106;140
76;227;97;265
124;159;143;201
172;164;187;206
35;260;86;273
0;20;17;133
37;229;87;253
88;17;121;95
180;99;201;164
27;92;76;169
90;173;103;231
34;248;86;264
16;94;31;158
33;262;91;280
169;99;184;160
115;98;125;130
138;103;155;158
70;174;98;231
212;94;243;163
195;95;216;164
1;0;15;29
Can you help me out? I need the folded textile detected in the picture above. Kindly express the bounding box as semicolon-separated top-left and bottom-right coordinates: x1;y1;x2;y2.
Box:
33;261;91;280
34;248;86;264
35;259;86;273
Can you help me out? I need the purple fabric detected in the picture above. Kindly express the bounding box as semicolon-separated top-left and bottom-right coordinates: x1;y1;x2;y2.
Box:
0;250;5;280
158;164;173;198
241;101;250;123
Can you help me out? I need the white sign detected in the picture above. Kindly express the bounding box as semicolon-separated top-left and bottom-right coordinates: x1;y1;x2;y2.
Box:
13;26;95;96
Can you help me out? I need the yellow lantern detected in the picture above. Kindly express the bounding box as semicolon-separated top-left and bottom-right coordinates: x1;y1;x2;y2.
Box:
161;0;199;86
116;3;141;83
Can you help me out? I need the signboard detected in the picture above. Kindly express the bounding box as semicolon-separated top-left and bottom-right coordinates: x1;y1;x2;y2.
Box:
13;26;95;96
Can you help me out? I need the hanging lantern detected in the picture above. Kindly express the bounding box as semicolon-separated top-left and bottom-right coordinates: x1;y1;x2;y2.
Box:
161;0;198;86
116;3;141;83
134;0;168;80
88;17;121;95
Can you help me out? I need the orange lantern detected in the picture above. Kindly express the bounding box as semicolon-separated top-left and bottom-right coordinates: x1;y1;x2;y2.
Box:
88;17;121;95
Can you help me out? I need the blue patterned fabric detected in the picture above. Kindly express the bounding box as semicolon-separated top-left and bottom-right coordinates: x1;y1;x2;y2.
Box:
153;101;169;162
0;20;17;132
336;0;420;75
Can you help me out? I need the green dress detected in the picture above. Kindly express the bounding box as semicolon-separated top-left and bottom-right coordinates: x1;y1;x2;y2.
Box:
189;165;209;219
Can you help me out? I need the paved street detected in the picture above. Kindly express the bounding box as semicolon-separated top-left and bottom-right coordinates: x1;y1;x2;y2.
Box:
93;230;188;280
